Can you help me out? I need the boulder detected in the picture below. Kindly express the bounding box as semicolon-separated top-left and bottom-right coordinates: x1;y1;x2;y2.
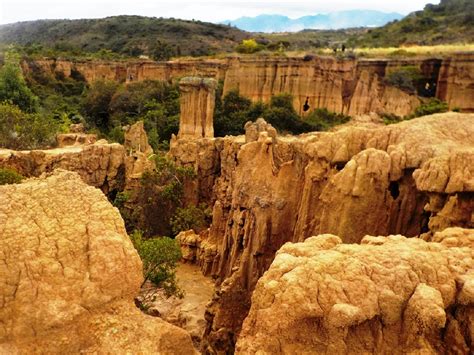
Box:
236;231;474;354
0;170;196;354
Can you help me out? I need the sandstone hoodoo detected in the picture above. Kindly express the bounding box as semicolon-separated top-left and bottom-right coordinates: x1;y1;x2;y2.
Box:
0;170;196;354
178;77;217;139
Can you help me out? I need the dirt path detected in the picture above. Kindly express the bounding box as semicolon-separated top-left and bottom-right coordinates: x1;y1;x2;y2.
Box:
137;262;215;348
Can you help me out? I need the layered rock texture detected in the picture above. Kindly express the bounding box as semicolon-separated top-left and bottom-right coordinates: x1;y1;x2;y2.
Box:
179;77;217;139
169;112;474;353
0;170;196;354
236;231;474;354
23;54;474;115
0;121;154;195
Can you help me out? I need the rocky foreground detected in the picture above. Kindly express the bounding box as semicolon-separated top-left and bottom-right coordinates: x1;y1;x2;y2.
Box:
0;112;473;353
0;170;196;353
237;231;474;353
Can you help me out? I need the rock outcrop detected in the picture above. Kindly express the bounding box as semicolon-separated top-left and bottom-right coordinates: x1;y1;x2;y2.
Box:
0;121;155;195
236;231;474;354
178;77;217;139
22;54;474;115
168;112;474;353
0;143;126;194
56;133;97;147
0;170;196;354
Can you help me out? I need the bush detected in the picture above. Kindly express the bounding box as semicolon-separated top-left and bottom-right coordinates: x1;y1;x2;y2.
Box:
170;203;212;235
129;153;196;237
81;80;119;131
0;52;39;113
381;113;404;125
235;39;264;54
411;98;449;118
303;108;351;131
130;230;183;298
0;167;24;185
0;102;59;149
385;66;423;94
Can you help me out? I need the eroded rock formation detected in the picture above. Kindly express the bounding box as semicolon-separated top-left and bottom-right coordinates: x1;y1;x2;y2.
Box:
178;77;217;139
22;54;474;115
236;230;474;354
0;170;196;354
169;112;474;353
0;121;155;195
0;143;126;193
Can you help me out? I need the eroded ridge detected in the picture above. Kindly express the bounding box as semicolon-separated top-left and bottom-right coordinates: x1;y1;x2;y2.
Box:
237;229;474;354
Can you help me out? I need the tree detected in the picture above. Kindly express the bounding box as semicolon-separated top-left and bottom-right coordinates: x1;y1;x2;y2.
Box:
0;52;39;113
0;102;58;149
130;230;183;298
235;39;263;54
81;80;119;130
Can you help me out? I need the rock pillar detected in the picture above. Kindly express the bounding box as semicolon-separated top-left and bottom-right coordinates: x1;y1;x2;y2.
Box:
178;77;216;139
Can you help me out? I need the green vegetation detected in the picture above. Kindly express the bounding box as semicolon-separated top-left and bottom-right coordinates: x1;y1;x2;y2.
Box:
0;52;39;112
0;16;249;59
130;230;183;298
303;108;351;130
0;102;59;149
350;0;474;47
411;98;449;118
171;204;212;236
382;98;450;125
0;167;24;185
215;87;350;136
127;153;196;237
385;66;423;94
235;39;265;54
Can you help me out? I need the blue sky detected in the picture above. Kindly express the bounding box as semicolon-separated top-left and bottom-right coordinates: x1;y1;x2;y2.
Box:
0;0;440;25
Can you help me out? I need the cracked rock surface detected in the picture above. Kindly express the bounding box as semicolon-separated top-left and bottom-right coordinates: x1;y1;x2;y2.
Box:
236;231;474;354
0;170;196;354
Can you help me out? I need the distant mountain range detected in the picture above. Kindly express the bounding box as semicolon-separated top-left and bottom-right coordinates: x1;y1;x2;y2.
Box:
222;10;404;32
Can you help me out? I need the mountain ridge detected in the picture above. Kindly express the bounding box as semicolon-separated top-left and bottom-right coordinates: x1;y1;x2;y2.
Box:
222;10;404;32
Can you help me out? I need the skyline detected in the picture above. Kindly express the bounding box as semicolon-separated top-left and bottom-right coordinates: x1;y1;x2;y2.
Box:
1;0;440;26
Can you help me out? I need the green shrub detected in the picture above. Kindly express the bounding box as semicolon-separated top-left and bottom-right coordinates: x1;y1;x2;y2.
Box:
303;108;351;131
0;52;39;113
385;66;423;94
381;113;404;125
170;203;212;235
0;102;59;149
130;230;183;298
411;98;449;118
0;168;24;185
235;39;264;54
81;80;119;131
129;153;196;237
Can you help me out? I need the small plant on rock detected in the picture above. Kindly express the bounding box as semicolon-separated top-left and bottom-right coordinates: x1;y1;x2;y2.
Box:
0;167;24;185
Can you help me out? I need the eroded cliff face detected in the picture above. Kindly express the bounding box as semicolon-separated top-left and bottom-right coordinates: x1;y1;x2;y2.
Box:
0;122;154;196
169;113;474;353
236;230;474;354
22;54;474;115
0;170;196;354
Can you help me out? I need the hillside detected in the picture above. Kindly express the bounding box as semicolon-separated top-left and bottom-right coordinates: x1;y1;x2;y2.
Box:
0;16;250;59
223;10;403;33
350;0;474;47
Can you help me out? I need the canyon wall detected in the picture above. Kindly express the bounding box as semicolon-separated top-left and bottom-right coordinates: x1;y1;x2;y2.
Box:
169;112;474;353
22;54;474;115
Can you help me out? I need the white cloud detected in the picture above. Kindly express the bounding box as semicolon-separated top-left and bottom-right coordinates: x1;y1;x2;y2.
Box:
1;0;440;25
